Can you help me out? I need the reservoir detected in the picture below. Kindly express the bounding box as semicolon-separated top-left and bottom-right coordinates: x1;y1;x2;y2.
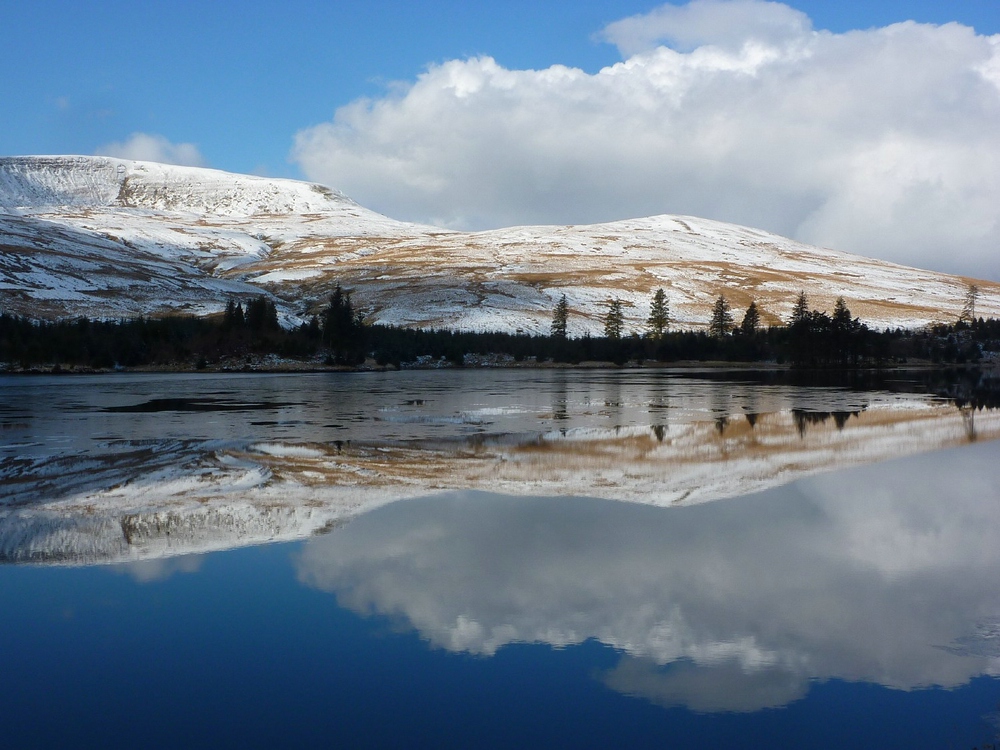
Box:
1;370;999;747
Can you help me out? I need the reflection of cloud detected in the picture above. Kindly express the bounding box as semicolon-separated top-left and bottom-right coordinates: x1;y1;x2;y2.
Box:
112;554;203;583
296;440;1000;712
602;657;808;713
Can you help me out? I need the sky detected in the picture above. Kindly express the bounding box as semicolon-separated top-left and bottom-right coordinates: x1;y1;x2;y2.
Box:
2;0;1000;279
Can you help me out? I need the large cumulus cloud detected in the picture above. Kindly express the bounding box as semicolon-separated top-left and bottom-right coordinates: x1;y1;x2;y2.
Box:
292;0;1000;279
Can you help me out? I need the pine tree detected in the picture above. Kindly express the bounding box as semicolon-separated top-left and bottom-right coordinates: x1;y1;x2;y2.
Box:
646;288;670;339
306;315;321;340
831;296;854;333
604;298;625;340
709;294;733;337
246;296;279;332
324;286;356;349
223;299;245;329
790;291;809;328
961;284;980;324
740;300;760;336
551;294;569;339
831;296;858;365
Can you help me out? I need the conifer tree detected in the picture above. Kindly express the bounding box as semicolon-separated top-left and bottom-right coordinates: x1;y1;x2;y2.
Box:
790;291;809;328
830;296;858;365
961;284;980;324
740;300;760;336
223;299;245;329
832;297;854;333
604;298;625;340
551;294;569;339
709;294;733;337
324;286;356;349
246;296;279;332
646;288;670;339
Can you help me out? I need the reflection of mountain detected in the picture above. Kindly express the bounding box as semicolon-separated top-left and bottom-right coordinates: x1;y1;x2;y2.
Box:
2;394;999;565
295;441;1000;711
0;502;343;566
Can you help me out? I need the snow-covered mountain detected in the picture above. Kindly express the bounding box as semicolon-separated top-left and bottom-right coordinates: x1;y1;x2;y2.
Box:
2;155;997;331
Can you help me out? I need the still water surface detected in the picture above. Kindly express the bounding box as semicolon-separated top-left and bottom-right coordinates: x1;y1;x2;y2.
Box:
1;370;999;747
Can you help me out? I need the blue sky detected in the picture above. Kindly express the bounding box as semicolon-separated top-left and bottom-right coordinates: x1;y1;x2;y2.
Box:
3;1;1000;278
3;0;997;176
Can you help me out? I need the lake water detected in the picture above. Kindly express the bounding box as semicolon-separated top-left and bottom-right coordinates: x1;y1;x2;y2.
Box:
2;370;1000;747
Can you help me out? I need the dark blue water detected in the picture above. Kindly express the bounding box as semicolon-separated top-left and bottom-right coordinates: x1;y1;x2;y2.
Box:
3;440;1000;748
3;545;999;749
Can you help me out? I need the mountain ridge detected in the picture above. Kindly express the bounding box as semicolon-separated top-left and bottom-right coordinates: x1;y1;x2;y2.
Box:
1;155;997;332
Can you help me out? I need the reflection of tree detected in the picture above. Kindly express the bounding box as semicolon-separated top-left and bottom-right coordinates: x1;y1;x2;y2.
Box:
960;405;977;442
710;382;731;435
833;411;859;430
646;378;671;439
943;371;1000;412
743;389;760;430
793;409;809;437
793;410;829;437
603;375;623;419
552;372;568;422
792;409;863;436
715;415;729;434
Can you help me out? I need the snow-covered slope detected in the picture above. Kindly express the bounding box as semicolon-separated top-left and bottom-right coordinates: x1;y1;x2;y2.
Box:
2;155;997;330
1;155;370;216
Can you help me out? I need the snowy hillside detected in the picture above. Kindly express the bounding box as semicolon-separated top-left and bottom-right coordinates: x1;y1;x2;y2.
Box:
1;155;370;216
1;155;997;331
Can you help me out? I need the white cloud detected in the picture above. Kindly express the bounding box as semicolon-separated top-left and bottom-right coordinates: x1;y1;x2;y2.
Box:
95;132;206;167
599;0;812;56
292;0;1000;280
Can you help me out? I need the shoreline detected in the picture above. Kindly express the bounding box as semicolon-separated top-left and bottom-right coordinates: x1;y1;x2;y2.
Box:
0;357;984;377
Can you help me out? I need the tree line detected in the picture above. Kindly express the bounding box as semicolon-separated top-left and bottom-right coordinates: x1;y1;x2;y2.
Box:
1;286;996;370
559;285;996;367
559;288;882;366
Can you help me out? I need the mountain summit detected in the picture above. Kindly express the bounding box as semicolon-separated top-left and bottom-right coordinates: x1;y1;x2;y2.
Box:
1;155;996;331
